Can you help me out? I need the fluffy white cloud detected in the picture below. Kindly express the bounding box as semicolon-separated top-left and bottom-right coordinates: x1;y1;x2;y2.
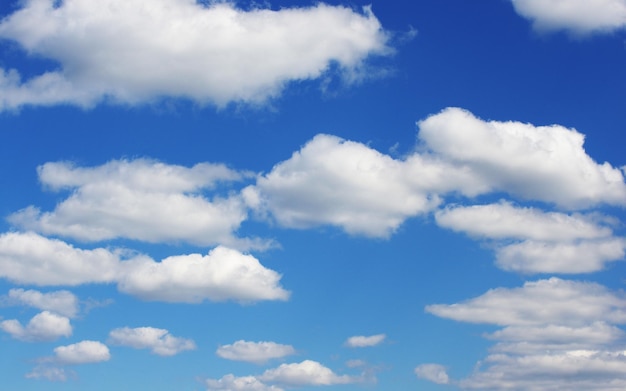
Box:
510;0;626;34
435;202;626;274
259;360;357;386
54;340;111;364
0;232;288;303
9;159;267;250
424;278;626;390
0;311;72;342
344;334;386;348
206;374;283;391
2;288;79;318
216;340;296;364
108;327;195;356
414;364;449;384
117;246;290;303
0;0;390;110
418;108;626;209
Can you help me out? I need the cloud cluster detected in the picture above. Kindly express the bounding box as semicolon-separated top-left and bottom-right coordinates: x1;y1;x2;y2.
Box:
109;327;196;356
510;0;626;34
0;0;390;110
0;232;289;303
1;311;72;342
422;278;626;390
216;340;296;364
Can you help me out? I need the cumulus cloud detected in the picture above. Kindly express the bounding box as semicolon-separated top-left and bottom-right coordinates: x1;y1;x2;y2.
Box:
54;340;111;364
108;326;195;356
435;202;626;273
424;278;626;390
414;364;449;384
9;159;268;250
206;374;283;391
344;334;386;348
0;0;390;110
2;288;79;318
1;311;72;342
259;360;358;387
0;232;288;303
216;340;296;364
510;0;626;34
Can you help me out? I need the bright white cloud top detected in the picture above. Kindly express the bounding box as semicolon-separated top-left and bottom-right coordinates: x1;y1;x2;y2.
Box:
108;327;196;356
54;340;111;364
1;311;72;342
0;0;390;109
216;340;296;364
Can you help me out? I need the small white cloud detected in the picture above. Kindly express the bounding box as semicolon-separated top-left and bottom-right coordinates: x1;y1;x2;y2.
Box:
3;288;79;318
54;340;111;365
25;366;71;382
0;0;390;110
0;311;72;342
206;374;283;391
108;327;196;356
414;363;449;384
216;340;296;364
344;334;386;348
510;0;626;35
260;360;357;387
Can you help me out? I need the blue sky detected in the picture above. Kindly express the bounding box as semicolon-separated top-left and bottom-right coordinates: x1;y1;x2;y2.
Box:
1;0;626;390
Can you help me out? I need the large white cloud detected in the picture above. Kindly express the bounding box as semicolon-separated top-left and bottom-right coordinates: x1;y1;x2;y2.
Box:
9;159;268;250
0;311;72;342
510;0;626;34
0;232;288;303
422;278;626;390
2;288;79;318
435;202;626;274
216;340;296;364
108;326;196;356
0;0;390;110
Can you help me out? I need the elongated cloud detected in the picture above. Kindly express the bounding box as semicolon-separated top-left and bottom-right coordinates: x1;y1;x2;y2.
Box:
1;311;72;342
344;334;386;348
0;0;390;110
216;340;296;364
9;159;267;250
0;232;288;303
206;374;283;391
2;288;78;318
109;327;196;356
510;0;626;34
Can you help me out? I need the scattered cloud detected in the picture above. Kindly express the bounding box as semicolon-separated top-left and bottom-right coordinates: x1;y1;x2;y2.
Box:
216;340;296;364
54;340;111;364
0;311;72;342
1;288;79;318
0;0;391;110
109;326;195;356
206;374;283;391
259;360;358;387
510;0;626;35
344;334;386;348
414;363;449;384
0;232;289;303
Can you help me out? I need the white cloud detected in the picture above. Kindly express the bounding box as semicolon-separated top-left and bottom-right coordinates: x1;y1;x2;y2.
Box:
344;334;386;348
216;340;296;364
0;311;72;342
206;374;283;391
418;107;626;209
108;326;195;356
0;232;288;303
2;288;79;318
0;0;390;110
54;340;111;364
117;246;290;303
424;278;626;390
510;0;626;34
25;366;71;382
9;159;268;250
259;360;357;387
435;202;626;274
414;364;449;384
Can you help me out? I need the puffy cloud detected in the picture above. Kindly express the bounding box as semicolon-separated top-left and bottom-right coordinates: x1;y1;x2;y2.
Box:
54;340;111;364
206;374;283;391
424;278;626;390
344;334;386;348
2;288;79;318
414;364;449;384
216;340;296;364
117;246;290;303
108;327;195;356
435;202;626;274
0;311;72;342
510;0;626;34
9;159;268;250
418;107;626;209
0;232;288;303
0;0;390;110
259;360;357;386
